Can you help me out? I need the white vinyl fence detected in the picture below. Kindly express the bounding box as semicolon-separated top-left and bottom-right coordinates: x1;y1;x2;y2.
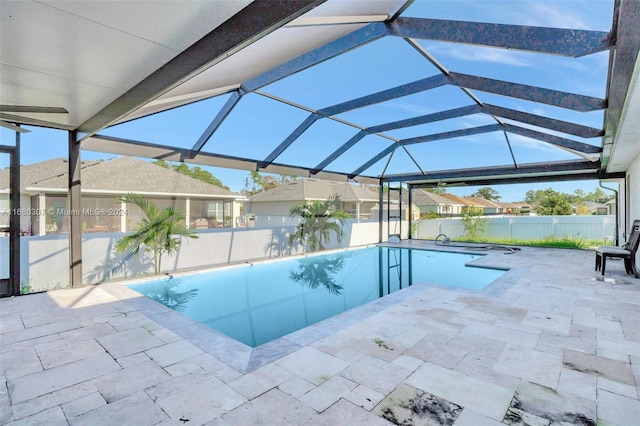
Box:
415;215;616;242
2;219;390;293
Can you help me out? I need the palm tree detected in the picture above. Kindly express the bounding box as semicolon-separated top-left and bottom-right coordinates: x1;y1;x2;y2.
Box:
289;194;350;252
289;255;345;295
137;278;199;313
116;193;198;275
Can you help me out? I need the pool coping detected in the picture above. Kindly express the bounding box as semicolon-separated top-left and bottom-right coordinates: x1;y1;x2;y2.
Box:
99;241;520;373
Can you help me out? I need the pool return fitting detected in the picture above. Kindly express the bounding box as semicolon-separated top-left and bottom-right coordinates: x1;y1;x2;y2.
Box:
434;234;521;255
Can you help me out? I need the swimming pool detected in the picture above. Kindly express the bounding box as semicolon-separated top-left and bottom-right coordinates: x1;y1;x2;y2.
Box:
129;246;505;347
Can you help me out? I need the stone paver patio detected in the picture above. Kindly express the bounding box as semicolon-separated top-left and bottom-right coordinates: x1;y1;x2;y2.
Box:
1;241;639;425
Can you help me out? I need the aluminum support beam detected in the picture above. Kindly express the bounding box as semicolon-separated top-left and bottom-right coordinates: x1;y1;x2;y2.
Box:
503;124;602;154
407;185;413;240
257;58;605;172
0;121;30;133
311;130;367;174
262;74;448;169
260;113;320;168
0;113;75;131
68;131;82;287
389;17;612;57
448;72;607;112
349;125;504;180
379;183;384;243
320;74;449;116
283;70;604;172
482;104;604;138
312;100;603;175
401;124;502;146
503;131;518;168
384;159;601;183
9;135;20;296
190;90;243;156
85;133;380;183
349;144;397;179
367;104;482;133
601;0;640;170
352;120;601;181
404;171;623;188
77;0;326;140
367;102;602;138
0;106;68;114
244;22;388;91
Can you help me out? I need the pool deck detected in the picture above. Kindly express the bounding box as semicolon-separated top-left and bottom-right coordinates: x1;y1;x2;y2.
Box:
1;241;639;425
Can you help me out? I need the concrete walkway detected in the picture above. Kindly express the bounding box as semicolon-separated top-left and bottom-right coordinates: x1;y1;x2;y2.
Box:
1;242;639;425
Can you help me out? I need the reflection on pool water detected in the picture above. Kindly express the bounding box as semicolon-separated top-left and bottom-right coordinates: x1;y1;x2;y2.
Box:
129;247;505;347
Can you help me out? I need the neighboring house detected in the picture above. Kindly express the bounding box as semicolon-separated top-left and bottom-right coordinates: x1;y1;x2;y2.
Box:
0;156;243;235
369;203;420;222
605;199;616;216
577;201;609;215
244;178;380;220
440;194;485;213
406;190;463;216
498;202;523;215
464;197;503;215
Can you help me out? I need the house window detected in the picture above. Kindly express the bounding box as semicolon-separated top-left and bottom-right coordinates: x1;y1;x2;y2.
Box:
81;196;121;233
125;197;186;232
0;196;8;228
44;195;68;234
189;199;233;228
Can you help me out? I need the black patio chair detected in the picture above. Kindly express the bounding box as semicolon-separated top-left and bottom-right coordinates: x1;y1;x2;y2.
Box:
595;220;640;278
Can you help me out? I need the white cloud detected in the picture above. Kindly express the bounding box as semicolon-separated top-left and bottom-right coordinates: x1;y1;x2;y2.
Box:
508;133;571;155
512;2;590;29
379;101;437;115
425;43;532;67
453;47;530;66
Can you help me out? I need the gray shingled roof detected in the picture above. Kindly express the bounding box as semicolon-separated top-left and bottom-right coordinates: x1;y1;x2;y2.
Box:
464;196;502;208
2;156;240;198
0;158;100;192
409;189;462;207
247;178;379;203
440;193;486;207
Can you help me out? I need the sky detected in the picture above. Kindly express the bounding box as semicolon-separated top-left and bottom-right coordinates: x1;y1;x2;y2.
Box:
0;0;618;202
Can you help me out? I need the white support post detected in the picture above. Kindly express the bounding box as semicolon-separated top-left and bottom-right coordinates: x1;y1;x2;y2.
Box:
120;200;127;232
185;197;190;229
38;193;46;236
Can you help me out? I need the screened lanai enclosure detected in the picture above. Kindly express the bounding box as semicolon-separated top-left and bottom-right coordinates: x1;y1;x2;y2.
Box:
1;0;639;295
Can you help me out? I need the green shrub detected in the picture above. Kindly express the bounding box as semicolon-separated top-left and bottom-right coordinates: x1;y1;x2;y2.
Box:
452;235;601;249
421;211;441;220
461;207;487;239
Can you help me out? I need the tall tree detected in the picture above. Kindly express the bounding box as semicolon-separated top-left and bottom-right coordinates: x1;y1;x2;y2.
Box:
243;171;297;196
533;188;573;215
151;160;229;190
289;194;350;252
116;194;198;275
425;187;446;194
470;187;501;201
587;188;609;204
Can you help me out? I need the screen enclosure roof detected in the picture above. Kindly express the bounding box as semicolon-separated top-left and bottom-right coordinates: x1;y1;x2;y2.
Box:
1;0;639;188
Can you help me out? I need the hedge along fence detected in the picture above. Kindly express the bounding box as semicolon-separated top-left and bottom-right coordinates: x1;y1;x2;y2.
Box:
415;215;616;242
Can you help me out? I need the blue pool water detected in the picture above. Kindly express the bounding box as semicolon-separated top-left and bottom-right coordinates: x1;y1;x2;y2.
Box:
129;247;505;347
